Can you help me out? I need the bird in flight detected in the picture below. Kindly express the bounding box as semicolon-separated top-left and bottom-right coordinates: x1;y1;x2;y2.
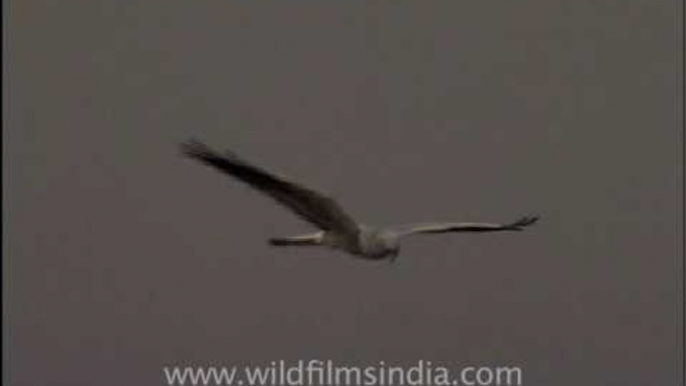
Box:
181;140;538;262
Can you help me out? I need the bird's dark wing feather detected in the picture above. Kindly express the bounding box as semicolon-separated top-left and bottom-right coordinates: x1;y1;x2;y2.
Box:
181;140;359;237
394;216;539;237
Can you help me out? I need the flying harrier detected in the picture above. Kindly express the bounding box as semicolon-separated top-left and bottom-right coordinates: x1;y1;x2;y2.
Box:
181;140;538;262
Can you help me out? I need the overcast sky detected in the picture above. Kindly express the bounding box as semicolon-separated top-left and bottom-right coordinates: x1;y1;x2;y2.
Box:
5;1;682;385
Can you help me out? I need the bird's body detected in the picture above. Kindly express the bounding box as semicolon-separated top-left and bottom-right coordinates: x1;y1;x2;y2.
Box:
262;224;399;260
182;141;538;262
318;226;398;260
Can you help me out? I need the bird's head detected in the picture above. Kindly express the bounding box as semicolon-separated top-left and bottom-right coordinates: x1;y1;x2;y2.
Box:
388;247;401;263
381;234;401;263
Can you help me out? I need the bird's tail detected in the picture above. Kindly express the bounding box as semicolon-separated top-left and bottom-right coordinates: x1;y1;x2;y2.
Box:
268;232;323;247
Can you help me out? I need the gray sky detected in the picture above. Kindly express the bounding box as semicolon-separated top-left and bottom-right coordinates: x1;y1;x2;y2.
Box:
4;1;683;385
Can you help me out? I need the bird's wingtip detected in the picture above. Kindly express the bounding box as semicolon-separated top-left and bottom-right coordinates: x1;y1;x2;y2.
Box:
180;139;245;162
509;215;540;230
180;139;214;159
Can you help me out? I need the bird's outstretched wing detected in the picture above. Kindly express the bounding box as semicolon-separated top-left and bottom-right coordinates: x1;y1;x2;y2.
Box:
181;140;360;238
393;216;539;237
